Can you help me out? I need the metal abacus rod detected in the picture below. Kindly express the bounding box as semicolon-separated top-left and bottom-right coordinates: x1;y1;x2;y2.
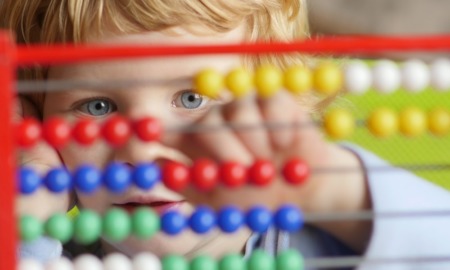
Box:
19;206;450;245
18;252;450;270
15;59;450;94
18;161;450;195
14;106;450;149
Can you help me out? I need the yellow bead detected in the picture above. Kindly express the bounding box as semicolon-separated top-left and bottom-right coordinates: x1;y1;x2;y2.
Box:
284;65;312;94
399;107;427;137
428;107;450;136
225;68;253;98
324;108;355;139
254;65;283;98
367;108;398;138
194;68;224;98
313;62;343;95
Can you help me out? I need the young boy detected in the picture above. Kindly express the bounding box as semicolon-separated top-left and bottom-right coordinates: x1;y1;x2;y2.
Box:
4;0;450;269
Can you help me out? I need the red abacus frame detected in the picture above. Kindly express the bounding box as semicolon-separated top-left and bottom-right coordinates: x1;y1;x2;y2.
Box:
2;31;450;269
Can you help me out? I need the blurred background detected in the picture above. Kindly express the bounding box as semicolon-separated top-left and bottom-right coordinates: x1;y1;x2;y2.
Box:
307;0;450;189
308;0;450;36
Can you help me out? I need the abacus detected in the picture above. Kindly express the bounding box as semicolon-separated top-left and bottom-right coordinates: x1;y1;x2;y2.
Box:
2;32;450;270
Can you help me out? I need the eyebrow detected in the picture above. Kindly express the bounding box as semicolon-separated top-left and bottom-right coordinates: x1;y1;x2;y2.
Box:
17;75;194;93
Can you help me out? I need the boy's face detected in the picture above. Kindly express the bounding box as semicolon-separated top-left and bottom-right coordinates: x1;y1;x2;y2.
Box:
43;26;251;257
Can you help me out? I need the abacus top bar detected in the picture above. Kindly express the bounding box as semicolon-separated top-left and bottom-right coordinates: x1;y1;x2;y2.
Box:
14;35;450;66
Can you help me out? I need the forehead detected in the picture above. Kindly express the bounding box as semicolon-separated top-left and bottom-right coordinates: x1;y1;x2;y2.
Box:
49;26;246;82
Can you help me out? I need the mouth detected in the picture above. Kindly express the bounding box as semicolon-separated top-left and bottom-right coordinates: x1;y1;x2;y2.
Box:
113;200;186;215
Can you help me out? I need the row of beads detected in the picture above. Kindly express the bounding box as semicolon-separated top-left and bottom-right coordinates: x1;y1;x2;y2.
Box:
194;58;450;99
19;158;310;194
325;107;450;139
20;205;303;244
16;116;162;148
20;250;304;270
17;105;449;149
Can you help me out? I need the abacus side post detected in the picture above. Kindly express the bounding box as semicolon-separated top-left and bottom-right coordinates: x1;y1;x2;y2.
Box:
0;31;17;270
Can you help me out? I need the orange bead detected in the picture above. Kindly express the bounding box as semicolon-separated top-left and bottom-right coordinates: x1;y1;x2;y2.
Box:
399;107;427;137
254;65;283;98
284;65;312;94
324;108;354;139
194;68;224;98
225;68;253;98
428;108;450;136
367;108;398;138
313;62;343;95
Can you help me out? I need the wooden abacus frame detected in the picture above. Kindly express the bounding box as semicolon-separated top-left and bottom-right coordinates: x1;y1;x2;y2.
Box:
2;31;450;269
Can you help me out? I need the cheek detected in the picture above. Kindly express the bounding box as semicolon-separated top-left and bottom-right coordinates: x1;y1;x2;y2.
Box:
59;142;113;170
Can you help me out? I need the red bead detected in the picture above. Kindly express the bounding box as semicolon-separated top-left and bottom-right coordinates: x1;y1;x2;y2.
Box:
16;117;41;148
72;119;100;145
162;161;190;191
102;115;131;147
191;159;218;191
42;117;71;148
248;159;275;186
134;117;162;142
282;158;310;185
220;161;247;188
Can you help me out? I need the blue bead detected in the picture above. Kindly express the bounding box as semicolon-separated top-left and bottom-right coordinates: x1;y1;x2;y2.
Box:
44;167;72;193
161;211;186;235
133;163;160;190
73;165;101;194
246;206;272;233
103;162;132;193
217;206;244;233
19;167;41;194
189;206;216;234
274;205;303;232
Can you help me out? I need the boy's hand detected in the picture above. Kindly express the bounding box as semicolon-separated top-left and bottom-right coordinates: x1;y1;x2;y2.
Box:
176;90;372;252
15;96;71;220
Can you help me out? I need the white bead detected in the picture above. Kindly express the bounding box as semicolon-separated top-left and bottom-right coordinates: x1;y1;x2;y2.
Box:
401;59;430;93
430;58;450;92
343;60;372;94
46;257;74;270
104;253;132;270
18;259;44;270
73;254;103;270
372;60;401;94
133;253;162;270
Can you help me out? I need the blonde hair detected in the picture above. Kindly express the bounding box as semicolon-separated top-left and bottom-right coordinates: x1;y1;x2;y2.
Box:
1;0;310;68
1;0;329;112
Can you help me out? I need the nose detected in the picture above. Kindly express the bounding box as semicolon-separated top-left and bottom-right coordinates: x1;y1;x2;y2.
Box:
111;88;194;166
112;135;192;166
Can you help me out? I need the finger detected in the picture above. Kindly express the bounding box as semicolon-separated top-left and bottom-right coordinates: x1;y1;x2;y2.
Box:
291;106;327;163
258;90;297;151
187;107;253;165
223;96;272;159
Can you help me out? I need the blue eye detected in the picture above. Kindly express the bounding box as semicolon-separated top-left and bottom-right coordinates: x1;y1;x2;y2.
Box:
79;99;116;116
180;91;203;109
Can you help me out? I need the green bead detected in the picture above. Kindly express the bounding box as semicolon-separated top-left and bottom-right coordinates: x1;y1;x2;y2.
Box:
20;215;43;242
190;255;218;270
45;213;73;243
73;210;101;244
276;250;304;270
219;254;245;270
132;207;160;239
103;208;131;242
162;255;189;270
248;249;275;270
